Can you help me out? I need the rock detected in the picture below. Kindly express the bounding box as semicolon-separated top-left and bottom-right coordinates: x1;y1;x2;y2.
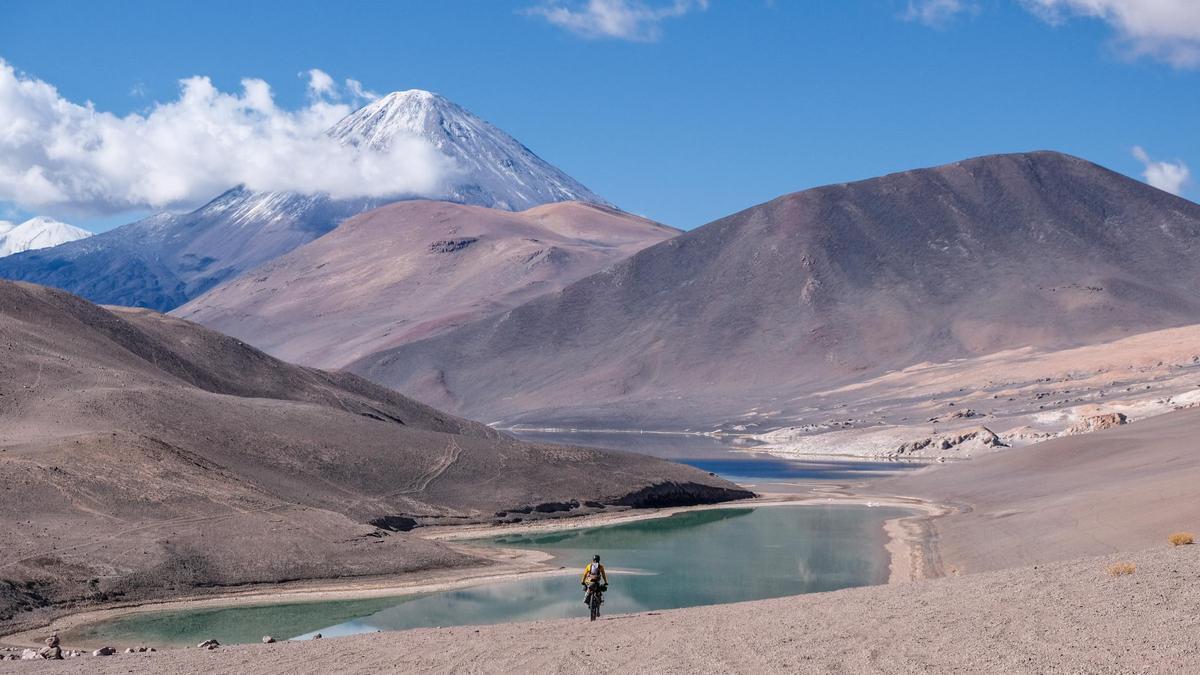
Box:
124;647;136;653
428;237;478;253
93;646;117;656
197;639;220;650
313;633;322;640
262;636;275;644
894;427;1007;458
20;648;40;660
1000;425;1055;443
532;501;575;513
45;634;60;648
38;646;63;659
367;515;418;532
1064;412;1128;435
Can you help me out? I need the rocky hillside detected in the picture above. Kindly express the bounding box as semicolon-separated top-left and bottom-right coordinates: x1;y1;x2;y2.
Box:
0;280;748;631
351;152;1200;427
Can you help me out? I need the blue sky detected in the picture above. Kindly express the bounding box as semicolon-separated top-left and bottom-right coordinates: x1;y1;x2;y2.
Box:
1;0;1197;231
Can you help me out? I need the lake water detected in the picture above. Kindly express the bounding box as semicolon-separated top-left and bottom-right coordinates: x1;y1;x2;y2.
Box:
66;504;909;647
510;429;925;489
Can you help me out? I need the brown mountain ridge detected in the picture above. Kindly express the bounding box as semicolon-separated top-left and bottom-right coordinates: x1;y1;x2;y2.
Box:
350;151;1200;428
174;200;678;368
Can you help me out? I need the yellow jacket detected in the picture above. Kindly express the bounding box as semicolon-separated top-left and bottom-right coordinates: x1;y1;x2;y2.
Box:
581;562;607;585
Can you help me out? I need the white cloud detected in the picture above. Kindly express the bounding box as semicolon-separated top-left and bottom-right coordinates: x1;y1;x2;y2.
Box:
904;0;975;27
345;78;378;101
0;61;455;216
527;0;708;42
305;68;336;98
1132;146;1190;195
1022;0;1200;67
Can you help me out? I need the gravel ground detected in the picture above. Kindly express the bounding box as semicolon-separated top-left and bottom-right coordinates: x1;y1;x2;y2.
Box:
7;544;1197;674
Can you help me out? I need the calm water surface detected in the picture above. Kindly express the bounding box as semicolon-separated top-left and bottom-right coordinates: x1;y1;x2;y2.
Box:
69;505;908;647
510;429;925;487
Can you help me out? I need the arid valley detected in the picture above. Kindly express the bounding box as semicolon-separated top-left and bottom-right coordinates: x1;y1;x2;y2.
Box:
2;3;1199;673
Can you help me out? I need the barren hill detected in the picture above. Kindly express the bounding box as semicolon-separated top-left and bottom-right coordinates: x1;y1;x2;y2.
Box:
0;281;746;630
173;200;677;367
351;152;1200;427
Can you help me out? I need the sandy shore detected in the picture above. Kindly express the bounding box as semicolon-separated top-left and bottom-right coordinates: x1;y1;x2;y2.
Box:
2;491;939;651
875;406;1200;575
8;543;1196;674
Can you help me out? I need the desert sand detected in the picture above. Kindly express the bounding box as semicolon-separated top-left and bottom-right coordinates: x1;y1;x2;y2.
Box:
752;322;1200;460
876;406;1200;574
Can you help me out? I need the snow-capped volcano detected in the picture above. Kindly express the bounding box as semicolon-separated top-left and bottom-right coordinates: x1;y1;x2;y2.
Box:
328;90;610;210
0;91;612;310
0;217;91;258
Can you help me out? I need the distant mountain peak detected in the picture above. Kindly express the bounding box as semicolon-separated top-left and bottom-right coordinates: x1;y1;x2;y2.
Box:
377;88;441;104
0;90;612;309
328;91;611;211
0;216;91;258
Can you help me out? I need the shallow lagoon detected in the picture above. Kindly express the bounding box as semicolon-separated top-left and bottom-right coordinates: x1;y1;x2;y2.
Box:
510;429;926;487
69;505;909;646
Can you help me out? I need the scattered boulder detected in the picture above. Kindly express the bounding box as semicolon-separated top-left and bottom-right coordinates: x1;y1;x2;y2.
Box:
1064;413;1128;436
532;500;579;513
313;633;322;640
262;636;276;644
198;639;220;650
894;427;1008;458
428;237;478;254
1000;426;1055;443
20;649;40;660
368;515;418;532
93;646;116;656
38;646;62;660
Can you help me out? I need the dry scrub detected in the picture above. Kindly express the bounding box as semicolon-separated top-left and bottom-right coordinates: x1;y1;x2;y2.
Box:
1168;532;1194;546
1108;562;1136;576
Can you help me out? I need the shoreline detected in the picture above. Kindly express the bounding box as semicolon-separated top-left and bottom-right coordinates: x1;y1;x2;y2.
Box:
2;491;947;650
501;426;729;437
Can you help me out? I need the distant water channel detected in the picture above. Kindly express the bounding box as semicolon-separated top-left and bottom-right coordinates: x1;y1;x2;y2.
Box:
68;505;910;647
509;429;925;489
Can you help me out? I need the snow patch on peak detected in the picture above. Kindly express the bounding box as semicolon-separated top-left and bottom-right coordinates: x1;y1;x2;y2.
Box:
327;90;611;211
0;216;92;257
